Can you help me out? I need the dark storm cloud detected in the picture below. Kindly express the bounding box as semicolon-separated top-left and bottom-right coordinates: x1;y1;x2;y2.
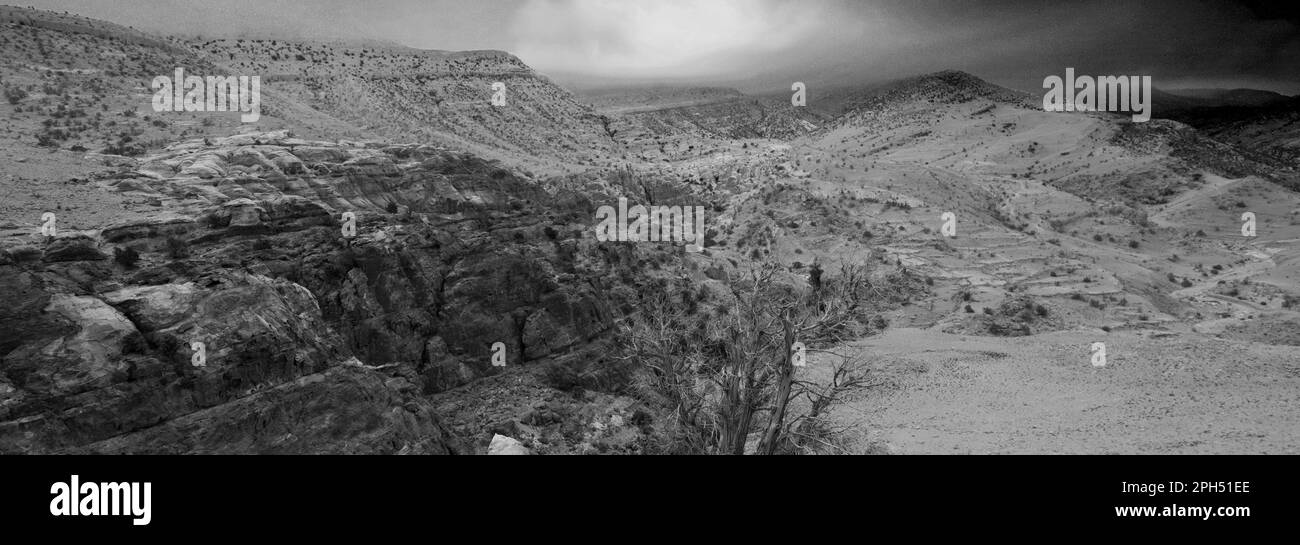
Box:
733;0;1300;94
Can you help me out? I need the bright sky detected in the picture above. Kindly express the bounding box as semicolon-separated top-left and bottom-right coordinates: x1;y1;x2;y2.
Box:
17;0;1300;94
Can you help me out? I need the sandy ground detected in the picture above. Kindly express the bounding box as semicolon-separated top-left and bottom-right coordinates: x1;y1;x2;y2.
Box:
827;327;1300;454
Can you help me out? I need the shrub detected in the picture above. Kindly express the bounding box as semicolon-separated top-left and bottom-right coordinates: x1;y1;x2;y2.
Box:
3;85;26;104
204;213;229;229
113;246;140;268
165;236;190;259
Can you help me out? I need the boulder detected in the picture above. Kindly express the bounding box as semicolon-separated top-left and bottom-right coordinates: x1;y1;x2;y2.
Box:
6;294;138;396
223;198;265;229
488;434;531;455
101;282;200;332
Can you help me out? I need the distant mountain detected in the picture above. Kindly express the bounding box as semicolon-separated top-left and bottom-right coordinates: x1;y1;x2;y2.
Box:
1155;89;1300;166
1162;88;1292;108
579;86;745;115
832;70;1030;112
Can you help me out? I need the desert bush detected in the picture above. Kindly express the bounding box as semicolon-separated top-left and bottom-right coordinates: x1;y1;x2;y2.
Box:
103;139;145;157
113;246;140;268
164;236;190;259
203;213;230;229
3;85;26;104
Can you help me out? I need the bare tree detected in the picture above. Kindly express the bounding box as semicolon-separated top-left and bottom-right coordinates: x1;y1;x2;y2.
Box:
618;262;879;455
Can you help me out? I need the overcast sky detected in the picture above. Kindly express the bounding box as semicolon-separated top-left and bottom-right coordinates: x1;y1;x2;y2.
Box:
21;0;1300;94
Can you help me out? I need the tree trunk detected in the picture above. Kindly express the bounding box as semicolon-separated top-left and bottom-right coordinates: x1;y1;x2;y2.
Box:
758;319;797;455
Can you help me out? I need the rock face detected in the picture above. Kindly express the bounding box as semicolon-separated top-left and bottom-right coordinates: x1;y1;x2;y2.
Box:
223;198;266;230
0;265;463;454
0;132;658;454
74;366;458;455
42;236;107;263
18;295;136;396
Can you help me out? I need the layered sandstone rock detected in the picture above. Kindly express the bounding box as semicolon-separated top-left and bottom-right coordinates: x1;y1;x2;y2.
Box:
0;132;651;454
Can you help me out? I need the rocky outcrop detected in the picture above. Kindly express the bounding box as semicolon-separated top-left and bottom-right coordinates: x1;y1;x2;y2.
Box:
0;132;663;454
0;266;463;454
42;236;107;263
73;366;457;455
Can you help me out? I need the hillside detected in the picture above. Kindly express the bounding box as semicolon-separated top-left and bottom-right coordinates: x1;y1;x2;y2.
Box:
2;6;1299;455
679;70;1300;454
1158;93;1300;169
188;38;622;173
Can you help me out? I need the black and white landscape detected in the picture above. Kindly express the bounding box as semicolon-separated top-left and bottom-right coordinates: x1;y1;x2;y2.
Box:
1;0;1298;455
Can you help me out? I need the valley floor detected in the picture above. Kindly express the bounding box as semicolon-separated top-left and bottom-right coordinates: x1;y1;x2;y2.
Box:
830;328;1300;454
